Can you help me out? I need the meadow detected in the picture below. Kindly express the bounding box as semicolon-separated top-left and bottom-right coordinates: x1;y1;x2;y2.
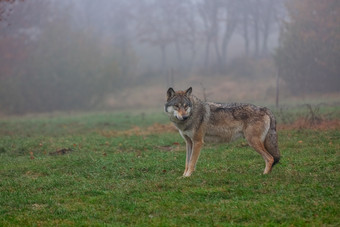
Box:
0;106;339;226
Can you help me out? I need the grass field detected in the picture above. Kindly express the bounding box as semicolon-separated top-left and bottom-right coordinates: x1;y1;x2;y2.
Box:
0;107;339;226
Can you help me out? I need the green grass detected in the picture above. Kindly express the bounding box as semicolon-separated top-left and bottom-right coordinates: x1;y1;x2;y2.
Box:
0;110;339;226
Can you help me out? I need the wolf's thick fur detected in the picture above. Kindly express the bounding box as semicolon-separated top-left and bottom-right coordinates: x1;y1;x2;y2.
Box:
165;87;280;177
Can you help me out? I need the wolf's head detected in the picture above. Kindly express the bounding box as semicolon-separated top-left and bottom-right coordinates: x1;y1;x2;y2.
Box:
164;87;193;121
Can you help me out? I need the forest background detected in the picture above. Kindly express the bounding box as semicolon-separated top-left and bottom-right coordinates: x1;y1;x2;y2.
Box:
0;0;339;114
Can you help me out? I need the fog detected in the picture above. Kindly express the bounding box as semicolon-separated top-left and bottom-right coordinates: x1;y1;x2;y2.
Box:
0;0;339;114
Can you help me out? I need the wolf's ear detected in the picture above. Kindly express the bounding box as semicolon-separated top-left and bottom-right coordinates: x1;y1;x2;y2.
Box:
167;87;175;100
185;87;192;96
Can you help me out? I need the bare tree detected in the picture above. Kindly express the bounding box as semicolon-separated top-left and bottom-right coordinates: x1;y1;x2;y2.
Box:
250;0;260;57
184;1;199;72
220;0;239;70
237;0;283;57
260;0;283;56
237;1;254;57
136;0;172;75
198;0;240;73
198;0;219;71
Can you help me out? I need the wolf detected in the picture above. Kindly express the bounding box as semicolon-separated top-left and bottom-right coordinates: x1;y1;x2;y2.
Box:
164;87;280;177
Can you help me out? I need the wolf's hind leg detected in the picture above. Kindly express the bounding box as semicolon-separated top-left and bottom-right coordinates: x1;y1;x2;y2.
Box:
255;141;274;174
246;135;274;174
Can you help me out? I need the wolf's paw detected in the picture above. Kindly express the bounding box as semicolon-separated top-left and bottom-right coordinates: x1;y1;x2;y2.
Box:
183;171;193;177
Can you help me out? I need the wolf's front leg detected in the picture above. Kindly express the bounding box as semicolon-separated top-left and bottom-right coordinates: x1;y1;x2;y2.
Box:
183;140;203;177
183;135;193;176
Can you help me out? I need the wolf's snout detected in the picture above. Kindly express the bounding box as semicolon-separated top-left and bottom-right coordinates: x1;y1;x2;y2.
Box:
176;114;189;121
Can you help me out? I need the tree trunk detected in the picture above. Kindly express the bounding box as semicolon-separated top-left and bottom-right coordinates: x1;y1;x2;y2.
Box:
276;70;280;108
254;16;259;57
174;39;183;72
243;12;249;56
221;9;237;71
261;1;274;56
160;44;167;77
204;37;211;69
252;1;260;57
213;34;222;72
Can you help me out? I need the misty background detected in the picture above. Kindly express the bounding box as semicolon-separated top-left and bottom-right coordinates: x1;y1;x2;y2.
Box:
0;0;339;114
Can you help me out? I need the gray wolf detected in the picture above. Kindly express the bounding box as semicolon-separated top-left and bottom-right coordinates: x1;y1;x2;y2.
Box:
164;87;280;177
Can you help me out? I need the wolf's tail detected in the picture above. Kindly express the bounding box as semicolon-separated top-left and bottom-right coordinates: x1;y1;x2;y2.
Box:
263;108;280;165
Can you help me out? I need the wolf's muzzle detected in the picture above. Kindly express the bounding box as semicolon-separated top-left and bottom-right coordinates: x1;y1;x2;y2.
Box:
177;115;189;121
182;116;189;120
